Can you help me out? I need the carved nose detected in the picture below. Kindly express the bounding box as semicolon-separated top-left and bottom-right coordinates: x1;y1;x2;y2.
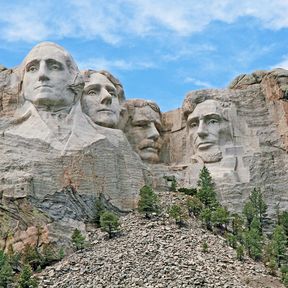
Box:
100;90;112;105
38;63;49;81
148;123;160;140
197;121;208;137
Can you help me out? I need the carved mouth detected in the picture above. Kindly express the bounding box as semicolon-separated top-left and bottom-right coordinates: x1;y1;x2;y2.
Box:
197;142;215;149
35;85;52;90
141;146;158;153
97;109;114;113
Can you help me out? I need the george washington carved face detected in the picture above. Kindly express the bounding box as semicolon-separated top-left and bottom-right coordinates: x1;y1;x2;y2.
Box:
21;42;80;110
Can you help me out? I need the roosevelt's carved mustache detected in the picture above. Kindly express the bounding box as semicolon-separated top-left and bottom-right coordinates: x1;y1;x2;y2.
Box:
138;139;162;151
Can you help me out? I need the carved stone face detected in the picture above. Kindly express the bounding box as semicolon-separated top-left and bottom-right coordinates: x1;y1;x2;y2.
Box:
22;44;76;109
82;73;121;128
125;106;162;163
187;99;231;163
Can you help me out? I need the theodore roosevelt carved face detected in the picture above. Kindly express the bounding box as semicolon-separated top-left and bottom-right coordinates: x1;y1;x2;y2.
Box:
186;99;232;163
123;100;162;163
21;42;81;110
82;70;125;128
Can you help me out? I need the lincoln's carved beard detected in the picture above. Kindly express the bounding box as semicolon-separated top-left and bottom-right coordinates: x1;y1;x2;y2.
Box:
195;147;223;163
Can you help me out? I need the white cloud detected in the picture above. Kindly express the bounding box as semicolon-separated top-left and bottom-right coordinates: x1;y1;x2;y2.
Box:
184;77;211;88
78;57;156;71
1;0;288;43
271;56;288;70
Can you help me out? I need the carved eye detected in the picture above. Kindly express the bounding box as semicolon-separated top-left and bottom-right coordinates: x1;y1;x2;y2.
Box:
189;121;198;128
27;65;38;72
208;119;219;125
87;89;97;95
51;64;61;70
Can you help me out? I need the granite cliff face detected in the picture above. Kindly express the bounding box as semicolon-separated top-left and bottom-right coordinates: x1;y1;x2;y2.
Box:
1;42;288;252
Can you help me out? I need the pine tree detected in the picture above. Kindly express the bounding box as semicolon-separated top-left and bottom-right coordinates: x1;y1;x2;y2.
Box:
0;250;13;288
271;225;287;267
236;244;244;261
186;196;203;217
211;206;230;234
197;166;218;209
71;229;86;250
93;196;105;227
244;217;263;261
200;208;213;231
243;201;257;230
138;185;160;218
17;264;38;288
249;188;267;232
168;204;187;227
100;211;120;239
279;211;288;237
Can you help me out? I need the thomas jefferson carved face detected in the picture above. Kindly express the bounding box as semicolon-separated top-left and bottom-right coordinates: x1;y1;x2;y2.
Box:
125;105;162;163
21;43;77;110
82;73;121;128
187;99;231;163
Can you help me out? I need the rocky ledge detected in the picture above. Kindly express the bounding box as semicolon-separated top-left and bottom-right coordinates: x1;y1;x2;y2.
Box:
37;192;284;288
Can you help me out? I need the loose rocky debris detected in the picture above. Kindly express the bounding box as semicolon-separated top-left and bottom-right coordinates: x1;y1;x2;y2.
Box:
37;192;284;288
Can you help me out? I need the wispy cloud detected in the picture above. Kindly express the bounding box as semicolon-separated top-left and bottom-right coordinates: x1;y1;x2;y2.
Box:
184;77;211;88
271;56;288;70
1;1;288;43
78;57;156;71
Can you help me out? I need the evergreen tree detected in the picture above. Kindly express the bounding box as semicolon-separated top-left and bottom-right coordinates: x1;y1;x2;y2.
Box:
200;208;213;231
100;211;120;239
279;211;288;237
0;250;13;288
244;217;263;261
211;206;230;234
186;196;203;217
170;176;177;192
71;229;86;250
249;188;267;232
197;166;218;209
93;196;106;227
168;204;187;227
17;264;38;288
243;201;257;230
271;225;287;267
138;185;160;218
231;213;244;237
236;244;244;261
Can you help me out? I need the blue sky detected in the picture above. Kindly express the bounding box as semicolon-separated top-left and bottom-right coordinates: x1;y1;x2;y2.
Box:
1;0;288;112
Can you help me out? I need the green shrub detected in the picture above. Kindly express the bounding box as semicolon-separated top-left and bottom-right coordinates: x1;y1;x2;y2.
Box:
202;242;208;253
17;264;38;288
197;166;218;209
71;229;86;250
138;185;160;218
186;196;203;217
178;187;197;196
168;204;187;227
236;245;244;261
100;211;120;239
0;250;13;288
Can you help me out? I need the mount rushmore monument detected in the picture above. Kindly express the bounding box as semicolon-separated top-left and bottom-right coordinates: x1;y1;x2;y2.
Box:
1;42;288;250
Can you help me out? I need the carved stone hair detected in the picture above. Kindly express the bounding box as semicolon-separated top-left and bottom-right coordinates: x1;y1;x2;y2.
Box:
123;99;161;116
82;70;125;103
182;89;231;121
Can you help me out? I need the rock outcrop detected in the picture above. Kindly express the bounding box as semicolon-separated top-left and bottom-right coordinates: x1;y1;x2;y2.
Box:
37;192;285;288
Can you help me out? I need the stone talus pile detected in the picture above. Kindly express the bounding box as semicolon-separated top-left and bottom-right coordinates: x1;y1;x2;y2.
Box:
38;192;284;288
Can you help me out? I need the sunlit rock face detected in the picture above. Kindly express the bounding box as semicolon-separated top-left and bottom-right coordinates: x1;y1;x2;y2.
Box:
159;83;288;222
1;40;288;250
0;42;145;250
